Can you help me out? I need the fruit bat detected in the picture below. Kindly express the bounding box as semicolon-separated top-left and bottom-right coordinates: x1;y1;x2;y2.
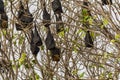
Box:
30;30;40;56
0;0;8;29
32;24;42;46
50;47;60;61
52;0;63;14
45;28;56;50
16;1;33;31
102;0;112;5
42;4;51;27
84;31;93;47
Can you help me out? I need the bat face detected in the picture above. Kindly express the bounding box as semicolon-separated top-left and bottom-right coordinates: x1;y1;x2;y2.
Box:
45;29;56;50
1;20;8;28
84;31;93;47
50;47;60;61
0;14;8;29
52;0;63;14
102;0;112;5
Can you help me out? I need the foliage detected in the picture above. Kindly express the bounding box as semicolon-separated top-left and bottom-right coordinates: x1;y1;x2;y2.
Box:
0;0;120;80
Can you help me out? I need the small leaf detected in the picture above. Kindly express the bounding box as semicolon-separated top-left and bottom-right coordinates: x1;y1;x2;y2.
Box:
2;30;7;36
102;18;108;26
110;39;116;43
58;30;64;37
104;52;108;59
19;36;24;44
79;72;85;78
115;34;120;40
19;53;26;65
99;64;105;69
88;17;93;25
35;73;40;80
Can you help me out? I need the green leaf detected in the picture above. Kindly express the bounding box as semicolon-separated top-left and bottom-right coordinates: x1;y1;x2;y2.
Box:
104;52;108;59
90;32;95;39
76;29;82;34
115;34;120;40
35;73;40;80
110;39;116;43
19;36;24;44
108;72;112;78
2;30;7;36
79;72;85;78
58;30;64;37
88;17;93;25
19;53;26;65
102;18;108;26
99;64;105;69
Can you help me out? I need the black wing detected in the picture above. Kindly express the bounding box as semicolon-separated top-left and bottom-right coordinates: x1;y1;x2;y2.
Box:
84;31;93;47
0;0;5;14
33;24;42;46
45;29;56;50
43;7;51;27
30;30;40;56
